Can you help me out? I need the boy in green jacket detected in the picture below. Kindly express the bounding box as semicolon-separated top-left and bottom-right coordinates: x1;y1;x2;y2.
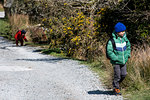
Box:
106;22;131;95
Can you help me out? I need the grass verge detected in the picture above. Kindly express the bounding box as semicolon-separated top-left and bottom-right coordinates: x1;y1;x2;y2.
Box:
123;89;150;100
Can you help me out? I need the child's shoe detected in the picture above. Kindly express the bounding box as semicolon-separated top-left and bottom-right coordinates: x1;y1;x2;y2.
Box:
113;88;121;95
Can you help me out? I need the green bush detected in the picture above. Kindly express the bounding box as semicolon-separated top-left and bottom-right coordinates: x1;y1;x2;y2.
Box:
0;19;10;36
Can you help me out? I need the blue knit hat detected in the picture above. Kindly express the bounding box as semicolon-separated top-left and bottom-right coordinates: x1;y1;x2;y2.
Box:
114;22;126;33
21;30;26;34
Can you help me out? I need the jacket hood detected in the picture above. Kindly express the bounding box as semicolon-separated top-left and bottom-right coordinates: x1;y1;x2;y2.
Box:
112;31;127;39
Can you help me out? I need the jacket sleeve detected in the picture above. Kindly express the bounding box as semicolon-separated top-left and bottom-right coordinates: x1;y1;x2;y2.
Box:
107;40;118;61
14;33;18;40
126;39;131;58
24;36;27;41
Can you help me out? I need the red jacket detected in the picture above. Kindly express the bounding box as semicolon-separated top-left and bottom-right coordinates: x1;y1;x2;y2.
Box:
15;30;27;41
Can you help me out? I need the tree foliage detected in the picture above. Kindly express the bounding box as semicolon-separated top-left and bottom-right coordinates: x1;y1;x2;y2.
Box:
95;0;150;44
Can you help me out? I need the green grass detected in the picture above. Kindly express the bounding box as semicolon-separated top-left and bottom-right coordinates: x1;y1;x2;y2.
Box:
41;48;67;58
123;89;150;100
25;42;48;47
0;19;10;34
24;43;68;58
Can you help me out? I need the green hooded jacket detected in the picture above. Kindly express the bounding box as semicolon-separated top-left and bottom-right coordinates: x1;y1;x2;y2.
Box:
106;31;131;65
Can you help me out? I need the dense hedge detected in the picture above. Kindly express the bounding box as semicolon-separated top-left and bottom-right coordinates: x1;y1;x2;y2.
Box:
6;0;150;61
10;0;150;44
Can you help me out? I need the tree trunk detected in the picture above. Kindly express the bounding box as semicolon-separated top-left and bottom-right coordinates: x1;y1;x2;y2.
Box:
3;0;14;17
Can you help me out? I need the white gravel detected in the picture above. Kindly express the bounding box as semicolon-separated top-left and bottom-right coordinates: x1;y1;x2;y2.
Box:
0;37;123;100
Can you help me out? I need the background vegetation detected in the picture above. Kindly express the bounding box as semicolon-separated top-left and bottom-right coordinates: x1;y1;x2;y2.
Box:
0;0;150;99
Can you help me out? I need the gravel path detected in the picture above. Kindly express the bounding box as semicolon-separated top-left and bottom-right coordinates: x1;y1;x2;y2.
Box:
0;37;123;100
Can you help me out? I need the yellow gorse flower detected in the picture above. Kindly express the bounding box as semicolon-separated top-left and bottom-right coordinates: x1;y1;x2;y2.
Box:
68;48;72;54
97;8;106;14
50;29;53;32
67;27;72;30
64;3;67;6
42;18;47;22
71;36;81;42
78;24;83;27
62;17;66;21
69;31;73;34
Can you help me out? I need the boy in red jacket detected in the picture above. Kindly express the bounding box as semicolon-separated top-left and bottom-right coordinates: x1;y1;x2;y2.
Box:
15;30;27;46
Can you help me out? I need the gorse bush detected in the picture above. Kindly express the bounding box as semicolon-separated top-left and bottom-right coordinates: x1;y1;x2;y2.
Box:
10;0;150;44
42;12;104;60
94;7;110;42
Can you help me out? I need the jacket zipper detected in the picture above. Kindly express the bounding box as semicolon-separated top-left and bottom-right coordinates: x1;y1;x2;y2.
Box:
120;38;125;64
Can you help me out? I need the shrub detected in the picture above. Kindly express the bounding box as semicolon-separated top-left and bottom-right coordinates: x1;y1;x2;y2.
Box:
0;19;10;35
